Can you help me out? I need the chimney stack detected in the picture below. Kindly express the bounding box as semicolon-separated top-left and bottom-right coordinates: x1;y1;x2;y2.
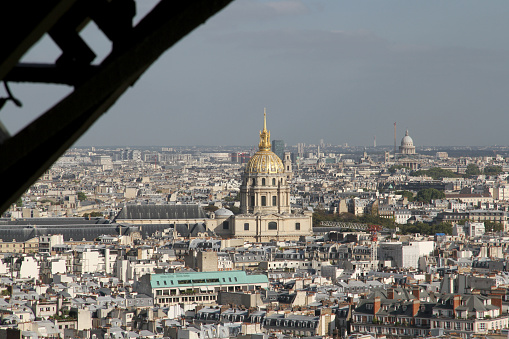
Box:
374;297;381;315
412;299;420;317
453;295;461;317
412;286;421;300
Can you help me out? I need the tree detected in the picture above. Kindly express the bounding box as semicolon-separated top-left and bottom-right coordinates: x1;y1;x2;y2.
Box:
388;165;407;174
224;195;239;202
415;188;445;204
484;221;504;232
204;205;219;213
84;212;102;218
15;198;23;207
465;164;481;176
410;167;461;180
77;192;87;201
484;165;503;176
396;190;414;202
226;205;241;215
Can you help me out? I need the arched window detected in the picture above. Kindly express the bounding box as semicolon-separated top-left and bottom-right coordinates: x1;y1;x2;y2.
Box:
272;178;276;185
262;178;266;186
268;222;277;230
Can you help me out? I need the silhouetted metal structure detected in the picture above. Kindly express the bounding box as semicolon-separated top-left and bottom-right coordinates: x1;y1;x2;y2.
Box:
0;0;234;214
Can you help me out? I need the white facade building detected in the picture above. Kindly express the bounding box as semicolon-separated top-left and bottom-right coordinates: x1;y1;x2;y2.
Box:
378;241;435;269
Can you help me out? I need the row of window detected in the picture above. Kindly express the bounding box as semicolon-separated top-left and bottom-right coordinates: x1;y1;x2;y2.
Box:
250;195;278;207
226;222;301;231
158;295;216;304
250;178;284;186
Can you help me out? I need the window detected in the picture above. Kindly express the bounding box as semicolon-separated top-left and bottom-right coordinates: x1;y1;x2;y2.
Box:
251;196;255;206
262;178;266;186
252;178;256;185
295;223;301;230
268;222;277;230
272;178;276;185
223;221;229;229
244;223;249;230
261;196;266;206
272;196;277;206
479;323;486;331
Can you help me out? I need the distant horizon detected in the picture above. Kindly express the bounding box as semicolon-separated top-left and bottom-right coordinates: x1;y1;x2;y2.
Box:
72;144;509;149
3;1;509;147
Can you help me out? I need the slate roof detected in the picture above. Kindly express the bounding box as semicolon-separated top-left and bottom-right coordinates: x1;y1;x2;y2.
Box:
115;205;207;221
0;224;123;242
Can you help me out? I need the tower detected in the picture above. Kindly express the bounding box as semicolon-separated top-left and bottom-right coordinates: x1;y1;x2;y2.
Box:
214;109;313;242
393;122;397;156
271;139;285;161
284;151;292;181
239;109;290;215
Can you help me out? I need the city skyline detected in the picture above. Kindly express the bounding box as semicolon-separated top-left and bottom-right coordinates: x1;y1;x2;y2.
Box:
2;0;509;147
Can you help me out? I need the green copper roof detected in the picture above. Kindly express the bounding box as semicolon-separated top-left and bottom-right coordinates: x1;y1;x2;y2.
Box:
150;271;268;289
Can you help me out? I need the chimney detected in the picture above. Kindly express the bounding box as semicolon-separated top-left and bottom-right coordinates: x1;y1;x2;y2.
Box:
387;288;394;300
412;299;420;317
374;297;381;315
453;295;461;317
491;295;502;313
412;286;420;300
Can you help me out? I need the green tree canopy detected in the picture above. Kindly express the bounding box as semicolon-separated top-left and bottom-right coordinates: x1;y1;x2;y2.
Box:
484;221;504;232
465;164;481;176
77;192;87;201
410;167;461;180
204;205;219;213
415;188;445;203
398;222;452;235
484;165;503;176
388;165;408;174
395;190;414;201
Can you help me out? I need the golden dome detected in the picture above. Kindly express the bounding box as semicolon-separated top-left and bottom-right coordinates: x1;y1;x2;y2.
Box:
245;150;284;174
245;109;285;174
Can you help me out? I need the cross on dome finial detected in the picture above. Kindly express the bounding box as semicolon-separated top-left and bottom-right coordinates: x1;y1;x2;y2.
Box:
259;108;271;151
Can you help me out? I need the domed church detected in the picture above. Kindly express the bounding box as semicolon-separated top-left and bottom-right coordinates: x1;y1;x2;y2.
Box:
399;130;416;155
397;129;418;170
213;110;312;242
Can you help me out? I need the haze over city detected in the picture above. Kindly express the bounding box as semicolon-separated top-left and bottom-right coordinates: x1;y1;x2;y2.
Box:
2;0;509;147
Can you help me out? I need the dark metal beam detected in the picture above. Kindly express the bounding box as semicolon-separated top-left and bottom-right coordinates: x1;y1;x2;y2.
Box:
0;0;77;80
6;63;99;85
0;0;235;214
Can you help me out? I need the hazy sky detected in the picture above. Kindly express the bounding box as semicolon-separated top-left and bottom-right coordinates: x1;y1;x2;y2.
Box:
2;0;509;147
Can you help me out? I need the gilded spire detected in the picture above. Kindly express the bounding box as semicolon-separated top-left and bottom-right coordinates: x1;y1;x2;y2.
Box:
259;108;271;151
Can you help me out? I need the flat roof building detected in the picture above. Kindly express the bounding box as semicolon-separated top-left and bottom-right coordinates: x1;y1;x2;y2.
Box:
136;270;269;307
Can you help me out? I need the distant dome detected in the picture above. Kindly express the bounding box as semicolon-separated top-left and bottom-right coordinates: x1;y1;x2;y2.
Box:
245;150;284;174
214;208;234;217
401;130;414;147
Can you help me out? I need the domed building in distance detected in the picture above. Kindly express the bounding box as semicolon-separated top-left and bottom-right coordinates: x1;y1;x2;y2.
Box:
399;130;416;155
397;129;418;170
212;110;312;242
